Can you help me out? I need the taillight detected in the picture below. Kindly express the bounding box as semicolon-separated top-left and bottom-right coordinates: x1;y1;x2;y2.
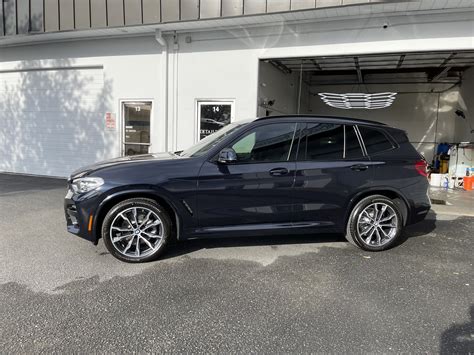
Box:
415;160;428;177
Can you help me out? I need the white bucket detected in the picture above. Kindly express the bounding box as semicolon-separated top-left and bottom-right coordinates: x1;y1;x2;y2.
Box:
430;173;442;187
449;177;456;189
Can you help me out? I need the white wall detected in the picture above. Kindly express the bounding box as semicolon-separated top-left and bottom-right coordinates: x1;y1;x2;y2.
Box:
257;61;311;117
456;67;474;143
257;61;299;116
172;9;474;151
0;37;164;176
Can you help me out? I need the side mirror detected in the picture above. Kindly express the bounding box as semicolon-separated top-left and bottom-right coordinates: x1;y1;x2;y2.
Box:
217;148;238;164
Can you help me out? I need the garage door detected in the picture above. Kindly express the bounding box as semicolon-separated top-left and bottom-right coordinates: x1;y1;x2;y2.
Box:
0;66;108;177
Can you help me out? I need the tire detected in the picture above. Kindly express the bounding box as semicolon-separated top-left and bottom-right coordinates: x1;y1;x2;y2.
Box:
345;194;403;252
102;198;172;263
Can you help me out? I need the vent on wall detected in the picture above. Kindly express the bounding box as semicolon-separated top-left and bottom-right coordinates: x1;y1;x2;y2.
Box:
318;92;397;110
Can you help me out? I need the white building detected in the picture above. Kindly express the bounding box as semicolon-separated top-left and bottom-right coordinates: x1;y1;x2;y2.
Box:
1;0;473;177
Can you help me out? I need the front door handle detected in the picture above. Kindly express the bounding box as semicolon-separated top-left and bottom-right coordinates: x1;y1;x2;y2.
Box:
269;167;289;176
350;164;369;171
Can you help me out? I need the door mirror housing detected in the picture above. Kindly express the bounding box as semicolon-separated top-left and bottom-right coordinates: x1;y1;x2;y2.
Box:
217;148;238;164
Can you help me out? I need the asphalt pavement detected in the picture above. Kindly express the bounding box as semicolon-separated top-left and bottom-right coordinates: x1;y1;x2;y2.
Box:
0;173;473;353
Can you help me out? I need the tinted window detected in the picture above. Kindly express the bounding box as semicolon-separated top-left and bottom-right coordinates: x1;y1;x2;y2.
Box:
230;123;297;163
300;123;344;160
358;126;394;155
345;125;364;159
181;123;244;157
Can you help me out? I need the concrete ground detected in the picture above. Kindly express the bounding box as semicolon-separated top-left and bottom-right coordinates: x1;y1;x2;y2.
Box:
429;186;474;216
0;173;473;353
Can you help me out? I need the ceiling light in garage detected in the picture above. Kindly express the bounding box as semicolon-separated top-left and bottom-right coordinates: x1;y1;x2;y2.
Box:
318;92;397;110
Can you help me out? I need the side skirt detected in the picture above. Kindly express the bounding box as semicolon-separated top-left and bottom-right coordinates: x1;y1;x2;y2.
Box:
185;221;336;240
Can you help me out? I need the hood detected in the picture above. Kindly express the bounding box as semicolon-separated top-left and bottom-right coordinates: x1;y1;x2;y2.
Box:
69;152;180;180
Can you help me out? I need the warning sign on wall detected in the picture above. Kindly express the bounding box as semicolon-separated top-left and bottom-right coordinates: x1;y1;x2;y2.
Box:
105;112;116;130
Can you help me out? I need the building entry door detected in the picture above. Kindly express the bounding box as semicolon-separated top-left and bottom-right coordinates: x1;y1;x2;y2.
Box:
197;100;234;140
122;101;152;156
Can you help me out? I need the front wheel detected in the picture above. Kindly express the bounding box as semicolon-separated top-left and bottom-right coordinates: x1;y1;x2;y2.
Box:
102;198;172;262
345;195;403;251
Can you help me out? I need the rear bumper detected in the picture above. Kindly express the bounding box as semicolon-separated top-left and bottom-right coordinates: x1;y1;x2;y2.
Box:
409;204;431;224
402;181;431;225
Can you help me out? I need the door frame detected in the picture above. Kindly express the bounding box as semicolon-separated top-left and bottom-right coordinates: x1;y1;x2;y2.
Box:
119;99;155;156
195;98;235;142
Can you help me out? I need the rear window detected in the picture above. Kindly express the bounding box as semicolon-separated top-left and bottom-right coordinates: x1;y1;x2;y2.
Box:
298;124;365;160
358;126;394;155
301;123;344;160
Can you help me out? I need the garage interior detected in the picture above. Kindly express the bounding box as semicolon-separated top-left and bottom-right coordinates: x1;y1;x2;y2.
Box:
258;51;474;200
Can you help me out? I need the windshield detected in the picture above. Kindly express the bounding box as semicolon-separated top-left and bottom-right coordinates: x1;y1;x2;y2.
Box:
180;122;246;157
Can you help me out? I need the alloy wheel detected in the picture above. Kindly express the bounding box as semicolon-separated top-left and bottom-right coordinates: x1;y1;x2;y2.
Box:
109;207;164;258
356;202;399;247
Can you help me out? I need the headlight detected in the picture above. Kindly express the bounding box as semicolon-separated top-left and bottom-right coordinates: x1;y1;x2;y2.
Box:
71;177;104;194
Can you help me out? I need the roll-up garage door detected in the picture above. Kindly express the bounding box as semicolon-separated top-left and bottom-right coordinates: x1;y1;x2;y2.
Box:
0;66;108;177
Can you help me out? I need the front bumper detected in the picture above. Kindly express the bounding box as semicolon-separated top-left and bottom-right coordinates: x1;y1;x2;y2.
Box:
64;187;101;243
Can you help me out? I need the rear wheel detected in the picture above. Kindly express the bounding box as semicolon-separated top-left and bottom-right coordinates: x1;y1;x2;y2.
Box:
102;198;172;263
345;195;403;251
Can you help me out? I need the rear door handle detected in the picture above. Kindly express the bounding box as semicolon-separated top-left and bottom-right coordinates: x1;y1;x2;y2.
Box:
350;164;369;171
269;167;289;176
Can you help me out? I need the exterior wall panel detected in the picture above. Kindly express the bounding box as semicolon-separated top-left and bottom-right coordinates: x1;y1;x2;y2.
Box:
317;0;343;7
0;0;431;38
143;0;161;23
90;0;107;27
45;0;60;32
343;0;370;4
107;0;125;26
162;0;179;22
244;0;266;15
31;0;45;32
181;0;199;21
3;0;17;35
75;0;91;29
124;0;142;25
267;0;291;12
222;0;243;16
0;4;3;36
291;0;315;10
17;1;30;34
200;0;221;19
60;0;75;30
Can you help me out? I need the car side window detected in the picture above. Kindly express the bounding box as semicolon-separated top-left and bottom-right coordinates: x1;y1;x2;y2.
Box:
300;123;344;160
358;126;394;155
345;125;364;159
230;123;297;163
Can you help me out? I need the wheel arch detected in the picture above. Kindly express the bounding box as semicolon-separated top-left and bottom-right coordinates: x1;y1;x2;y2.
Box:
344;188;410;228
93;190;181;244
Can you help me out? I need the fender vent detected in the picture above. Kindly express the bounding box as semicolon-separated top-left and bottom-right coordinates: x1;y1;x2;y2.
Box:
181;200;194;215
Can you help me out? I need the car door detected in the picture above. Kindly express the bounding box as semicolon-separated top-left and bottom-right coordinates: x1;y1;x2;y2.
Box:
196;122;299;230
293;123;373;227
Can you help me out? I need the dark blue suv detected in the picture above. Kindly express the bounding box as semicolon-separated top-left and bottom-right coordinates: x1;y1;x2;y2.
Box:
65;116;431;262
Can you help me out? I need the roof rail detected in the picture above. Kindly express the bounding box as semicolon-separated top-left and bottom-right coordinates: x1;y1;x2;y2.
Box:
255;114;387;126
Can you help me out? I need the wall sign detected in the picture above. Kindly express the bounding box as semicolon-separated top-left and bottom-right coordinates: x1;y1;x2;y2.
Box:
105;112;116;130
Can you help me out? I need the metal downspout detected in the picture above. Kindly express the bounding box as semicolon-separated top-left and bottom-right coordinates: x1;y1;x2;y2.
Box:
155;30;169;151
